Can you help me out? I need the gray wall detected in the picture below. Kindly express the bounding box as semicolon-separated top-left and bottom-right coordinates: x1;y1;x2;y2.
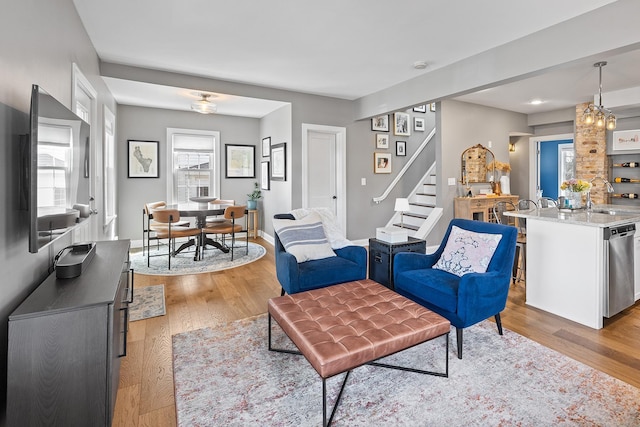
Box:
260;104;292;237
107;63;441;242
434;100;530;245
345;109;437;241
0;0;116;423
117;105;262;242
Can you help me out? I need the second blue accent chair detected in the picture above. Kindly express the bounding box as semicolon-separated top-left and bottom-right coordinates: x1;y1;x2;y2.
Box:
393;218;517;359
273;214;367;295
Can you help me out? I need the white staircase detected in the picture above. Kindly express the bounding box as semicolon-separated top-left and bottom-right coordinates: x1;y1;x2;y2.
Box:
385;164;443;240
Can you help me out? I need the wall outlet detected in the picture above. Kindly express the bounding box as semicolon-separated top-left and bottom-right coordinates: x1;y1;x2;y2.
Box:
448;177;456;186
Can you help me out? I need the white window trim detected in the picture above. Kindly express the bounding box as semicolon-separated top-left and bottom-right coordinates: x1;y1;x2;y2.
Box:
103;106;117;228
166;128;220;204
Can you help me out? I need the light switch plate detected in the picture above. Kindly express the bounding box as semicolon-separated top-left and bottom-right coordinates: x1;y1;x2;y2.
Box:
448;177;456;186
361;178;366;186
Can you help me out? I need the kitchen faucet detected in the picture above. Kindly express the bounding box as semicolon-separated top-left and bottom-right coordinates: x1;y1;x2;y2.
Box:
586;176;614;211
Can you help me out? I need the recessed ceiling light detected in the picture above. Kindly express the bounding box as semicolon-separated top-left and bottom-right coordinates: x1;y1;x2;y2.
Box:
529;99;544;105
413;61;428;70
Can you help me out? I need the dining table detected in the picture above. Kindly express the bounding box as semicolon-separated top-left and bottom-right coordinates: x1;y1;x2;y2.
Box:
166;201;232;260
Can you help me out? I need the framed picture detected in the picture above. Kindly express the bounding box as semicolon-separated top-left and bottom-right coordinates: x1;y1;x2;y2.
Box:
414;117;425;132
413;104;426;113
374;152;392;174
394;112;410;136
128;140;159;178
396;141;407;156
376;133;389;149
430;102;436;112
225;144;255;178
612;129;640;151
371;115;389;132
261;136;271;157
261;161;270;190
271;142;286;181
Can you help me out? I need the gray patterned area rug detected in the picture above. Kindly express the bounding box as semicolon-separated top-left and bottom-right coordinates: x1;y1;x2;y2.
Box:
130;242;266;276
129;285;166;321
173;315;640;426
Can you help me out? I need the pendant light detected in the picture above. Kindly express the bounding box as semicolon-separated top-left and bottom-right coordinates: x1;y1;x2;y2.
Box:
582;61;616;130
191;93;217;114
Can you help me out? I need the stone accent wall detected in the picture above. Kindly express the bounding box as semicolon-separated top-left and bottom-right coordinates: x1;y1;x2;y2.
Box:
575;102;608;204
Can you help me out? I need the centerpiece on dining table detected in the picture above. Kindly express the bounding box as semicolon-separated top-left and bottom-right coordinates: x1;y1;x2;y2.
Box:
560;179;592;210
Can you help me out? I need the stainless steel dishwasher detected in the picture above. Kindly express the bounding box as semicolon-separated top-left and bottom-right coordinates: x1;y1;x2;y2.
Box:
604;223;636;318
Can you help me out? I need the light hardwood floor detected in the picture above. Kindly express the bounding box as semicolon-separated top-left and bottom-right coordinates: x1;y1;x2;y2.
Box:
113;237;640;426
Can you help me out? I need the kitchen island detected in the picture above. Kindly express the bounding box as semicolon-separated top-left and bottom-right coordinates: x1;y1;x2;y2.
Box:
505;206;640;329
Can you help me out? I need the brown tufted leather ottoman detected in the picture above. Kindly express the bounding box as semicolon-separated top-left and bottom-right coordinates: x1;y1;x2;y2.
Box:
268;279;450;426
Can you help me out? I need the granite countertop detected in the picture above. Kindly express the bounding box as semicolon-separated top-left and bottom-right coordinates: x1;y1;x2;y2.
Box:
504;205;640;228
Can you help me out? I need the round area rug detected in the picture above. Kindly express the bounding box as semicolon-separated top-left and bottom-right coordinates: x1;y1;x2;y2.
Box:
130;242;266;275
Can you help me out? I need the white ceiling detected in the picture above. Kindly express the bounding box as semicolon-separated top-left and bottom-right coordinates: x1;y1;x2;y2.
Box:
72;0;640;117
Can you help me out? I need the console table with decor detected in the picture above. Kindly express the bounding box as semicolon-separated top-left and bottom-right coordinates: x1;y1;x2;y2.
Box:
454;195;519;222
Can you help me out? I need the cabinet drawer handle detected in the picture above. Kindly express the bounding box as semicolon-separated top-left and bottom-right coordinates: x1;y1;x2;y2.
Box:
125;268;134;303
119;306;128;358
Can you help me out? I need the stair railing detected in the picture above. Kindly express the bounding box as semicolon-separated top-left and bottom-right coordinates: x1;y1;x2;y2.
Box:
372;127;436;204
385;163;436;228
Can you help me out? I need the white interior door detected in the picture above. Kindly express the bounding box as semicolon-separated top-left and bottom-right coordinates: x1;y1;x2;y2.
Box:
302;124;347;233
308;131;337;210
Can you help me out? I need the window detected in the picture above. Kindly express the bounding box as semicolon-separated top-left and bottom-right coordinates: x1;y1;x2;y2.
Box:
38;123;72;208
167;129;220;204
103;107;116;227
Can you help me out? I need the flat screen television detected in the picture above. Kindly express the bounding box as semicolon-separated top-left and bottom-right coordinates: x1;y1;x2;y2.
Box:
26;84;91;253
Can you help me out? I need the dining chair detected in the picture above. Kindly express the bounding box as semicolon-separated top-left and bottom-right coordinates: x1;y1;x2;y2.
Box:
206;199;236;225
539;197;557;208
492;201;519;284
143;201;189;256
514;199;537;283
203;205;247;261
147;209;202;269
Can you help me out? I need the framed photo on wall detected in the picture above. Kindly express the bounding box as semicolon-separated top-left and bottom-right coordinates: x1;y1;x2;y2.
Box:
430;102;436;112
374;152;392;174
396;141;406;156
394;112;410;136
612;129;640;151
225;144;255;178
128;139;159;178
414;117;425;131
413;104;426;113
262;136;271;157
261;161;270;190
376;133;389;149
371;115;389;132
271;142;287;181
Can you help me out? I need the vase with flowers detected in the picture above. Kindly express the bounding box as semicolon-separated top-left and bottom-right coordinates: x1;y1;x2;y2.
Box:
487;160;512;195
560;179;592;209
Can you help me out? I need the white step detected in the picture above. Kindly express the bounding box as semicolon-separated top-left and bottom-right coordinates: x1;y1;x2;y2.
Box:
414;193;436;205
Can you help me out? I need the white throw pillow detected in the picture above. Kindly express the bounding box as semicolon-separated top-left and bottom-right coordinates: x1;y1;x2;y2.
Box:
289;207;353;249
273;212;336;263
433;226;503;277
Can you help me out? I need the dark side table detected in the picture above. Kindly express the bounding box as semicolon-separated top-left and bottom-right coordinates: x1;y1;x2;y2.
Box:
368;237;426;290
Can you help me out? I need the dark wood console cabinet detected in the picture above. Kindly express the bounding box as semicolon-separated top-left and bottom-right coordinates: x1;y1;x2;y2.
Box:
7;240;132;427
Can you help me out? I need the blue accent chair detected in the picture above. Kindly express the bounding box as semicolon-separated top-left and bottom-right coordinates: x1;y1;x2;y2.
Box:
393;219;517;359
273;214;367;295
